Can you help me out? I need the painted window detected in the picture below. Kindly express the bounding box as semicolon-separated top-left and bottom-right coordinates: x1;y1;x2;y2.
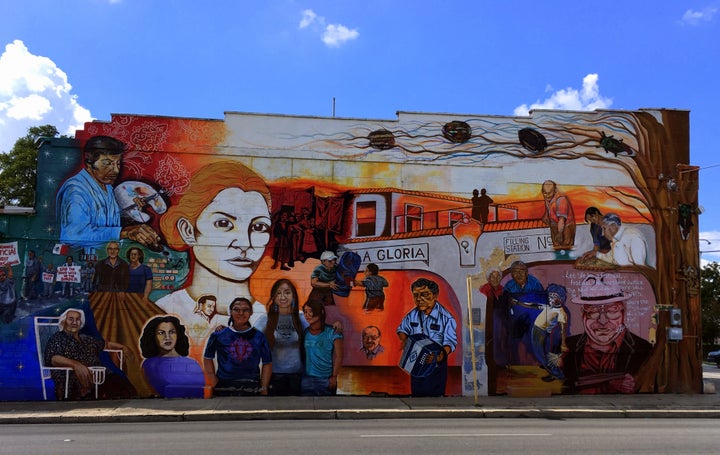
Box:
405;204;423;232
449;210;465;227
356;201;377;237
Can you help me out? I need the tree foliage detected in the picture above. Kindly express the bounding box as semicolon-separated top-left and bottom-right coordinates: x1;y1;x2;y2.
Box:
701;261;720;345
0;125;59;207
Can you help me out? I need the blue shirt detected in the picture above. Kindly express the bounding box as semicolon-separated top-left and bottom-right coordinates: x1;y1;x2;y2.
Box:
0;277;16;305
56;168;122;248
127;264;153;293
204;326;272;381
304;326;343;378
397;302;458;352
24;256;41;278
503;274;544;295
142;356;205;398
362;275;388;298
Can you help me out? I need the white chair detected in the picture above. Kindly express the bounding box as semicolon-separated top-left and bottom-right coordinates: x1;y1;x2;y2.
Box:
34;316;124;400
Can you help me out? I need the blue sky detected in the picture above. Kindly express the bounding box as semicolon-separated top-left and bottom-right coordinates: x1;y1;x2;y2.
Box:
1;1;719;260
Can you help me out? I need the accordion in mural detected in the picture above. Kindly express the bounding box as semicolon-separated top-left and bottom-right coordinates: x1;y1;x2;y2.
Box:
399;333;443;378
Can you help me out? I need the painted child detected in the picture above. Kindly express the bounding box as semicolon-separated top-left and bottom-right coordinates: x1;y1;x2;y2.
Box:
357;263;389;312
531;283;568;382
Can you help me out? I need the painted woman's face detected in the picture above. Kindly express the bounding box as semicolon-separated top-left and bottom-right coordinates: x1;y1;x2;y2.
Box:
274;282;294;310
64;311;83;335
488;271;501;288
586;213;602;225
128;249;141;264
302;305;319;325
155;322;178;354
191;188;271;281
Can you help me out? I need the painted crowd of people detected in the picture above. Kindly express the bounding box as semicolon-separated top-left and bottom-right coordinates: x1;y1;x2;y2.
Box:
483;260;652;394
41;136;357;398
22;133;656;402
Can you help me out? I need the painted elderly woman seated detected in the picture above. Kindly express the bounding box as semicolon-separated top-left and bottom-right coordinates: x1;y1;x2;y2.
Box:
139;315;206;398
44;308;136;400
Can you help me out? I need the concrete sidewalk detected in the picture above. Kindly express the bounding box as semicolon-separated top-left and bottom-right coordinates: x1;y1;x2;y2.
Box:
2;392;720;424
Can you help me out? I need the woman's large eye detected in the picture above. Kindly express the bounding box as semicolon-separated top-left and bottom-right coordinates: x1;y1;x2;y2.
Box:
250;222;270;234
214;217;234;230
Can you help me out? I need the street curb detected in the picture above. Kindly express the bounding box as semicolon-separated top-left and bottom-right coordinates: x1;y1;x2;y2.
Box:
3;408;720;424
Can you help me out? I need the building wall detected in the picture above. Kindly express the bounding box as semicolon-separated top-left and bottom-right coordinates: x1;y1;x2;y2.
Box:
0;108;701;401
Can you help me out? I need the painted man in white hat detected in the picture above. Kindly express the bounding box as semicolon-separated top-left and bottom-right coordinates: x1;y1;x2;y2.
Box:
563;273;652;394
308;251;339;306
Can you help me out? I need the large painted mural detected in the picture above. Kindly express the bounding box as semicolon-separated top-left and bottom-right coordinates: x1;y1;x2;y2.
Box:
0;108;701;401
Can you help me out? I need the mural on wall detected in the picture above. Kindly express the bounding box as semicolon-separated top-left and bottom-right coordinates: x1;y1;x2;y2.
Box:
0;108;700;401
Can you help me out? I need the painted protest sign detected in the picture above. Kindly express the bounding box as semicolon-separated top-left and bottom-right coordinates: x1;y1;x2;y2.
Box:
0;242;21;266
57;265;81;283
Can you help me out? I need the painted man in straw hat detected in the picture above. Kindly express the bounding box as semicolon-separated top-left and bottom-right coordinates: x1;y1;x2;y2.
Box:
562;273;652;394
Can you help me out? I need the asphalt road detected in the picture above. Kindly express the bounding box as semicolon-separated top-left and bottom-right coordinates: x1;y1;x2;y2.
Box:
1;418;718;455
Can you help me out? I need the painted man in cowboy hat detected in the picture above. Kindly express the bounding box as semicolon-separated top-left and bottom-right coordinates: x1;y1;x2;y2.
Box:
562;273;652;394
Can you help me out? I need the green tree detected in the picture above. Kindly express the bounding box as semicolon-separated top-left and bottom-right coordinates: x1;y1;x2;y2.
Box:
701;261;720;346
0;125;59;206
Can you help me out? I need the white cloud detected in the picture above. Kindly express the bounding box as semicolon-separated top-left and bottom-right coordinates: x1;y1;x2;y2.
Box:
0;40;93;153
322;24;360;47
680;6;718;26
513;73;612;116
3;94;52;120
298;9;359;47
299;9;317;29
